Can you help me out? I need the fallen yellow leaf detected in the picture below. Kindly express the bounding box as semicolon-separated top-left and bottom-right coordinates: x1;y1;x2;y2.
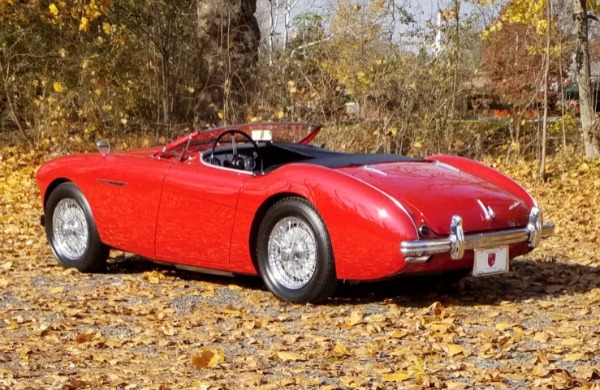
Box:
563;353;585;362
49;286;64;294
75;333;93;343
93;354;110;362
446;382;469;390
346;310;362;326
273;351;305;361
382;372;409;382
445;344;464;357
192;348;223;369
333;342;350;356
535;349;549;365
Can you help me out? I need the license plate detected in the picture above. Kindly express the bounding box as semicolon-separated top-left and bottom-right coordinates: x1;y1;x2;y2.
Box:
473;246;509;276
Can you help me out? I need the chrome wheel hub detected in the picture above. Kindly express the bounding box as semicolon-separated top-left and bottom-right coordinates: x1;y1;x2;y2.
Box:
52;199;89;260
268;217;317;289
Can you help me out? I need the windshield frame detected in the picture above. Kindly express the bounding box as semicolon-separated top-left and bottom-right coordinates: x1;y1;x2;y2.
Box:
155;122;322;159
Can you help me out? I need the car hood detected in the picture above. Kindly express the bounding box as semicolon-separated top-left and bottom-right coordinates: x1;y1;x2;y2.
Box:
338;161;531;235
116;147;163;157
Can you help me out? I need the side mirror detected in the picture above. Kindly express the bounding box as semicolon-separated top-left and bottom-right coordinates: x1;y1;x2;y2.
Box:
97;139;110;156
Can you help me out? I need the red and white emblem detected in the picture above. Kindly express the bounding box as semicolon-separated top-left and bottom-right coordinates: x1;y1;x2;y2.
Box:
487;253;496;267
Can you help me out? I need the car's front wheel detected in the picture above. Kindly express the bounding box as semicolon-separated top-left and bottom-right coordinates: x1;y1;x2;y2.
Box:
257;197;338;303
45;182;109;272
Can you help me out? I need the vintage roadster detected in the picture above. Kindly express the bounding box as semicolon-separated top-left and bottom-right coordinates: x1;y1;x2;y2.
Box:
37;123;554;303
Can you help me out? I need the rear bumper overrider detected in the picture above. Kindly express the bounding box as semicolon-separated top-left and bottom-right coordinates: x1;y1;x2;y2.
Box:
400;207;555;263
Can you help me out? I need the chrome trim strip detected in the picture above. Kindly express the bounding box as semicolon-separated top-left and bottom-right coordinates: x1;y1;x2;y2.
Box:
362;165;387;176
401;208;555;263
200;151;254;175
434;161;460;172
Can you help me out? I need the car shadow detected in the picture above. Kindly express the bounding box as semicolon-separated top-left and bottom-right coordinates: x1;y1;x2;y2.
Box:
332;258;600;307
106;252;266;290
106;254;600;307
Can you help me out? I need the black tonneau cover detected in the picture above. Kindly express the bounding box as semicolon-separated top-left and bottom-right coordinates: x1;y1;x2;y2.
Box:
275;143;420;168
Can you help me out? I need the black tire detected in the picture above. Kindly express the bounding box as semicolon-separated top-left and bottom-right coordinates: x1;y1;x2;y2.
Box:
45;182;109;272
257;197;338;303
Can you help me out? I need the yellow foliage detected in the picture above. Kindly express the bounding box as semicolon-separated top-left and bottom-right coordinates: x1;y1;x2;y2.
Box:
79;16;89;32
317;1;390;96
484;0;549;38
53;81;63;93
102;22;114;35
536;19;548;35
48;3;59;16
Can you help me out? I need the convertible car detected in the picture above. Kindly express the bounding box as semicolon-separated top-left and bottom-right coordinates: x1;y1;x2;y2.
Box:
37;122;554;303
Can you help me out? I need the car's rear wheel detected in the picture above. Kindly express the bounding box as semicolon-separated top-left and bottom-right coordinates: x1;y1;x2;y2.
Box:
45;182;109;272
257;197;338;303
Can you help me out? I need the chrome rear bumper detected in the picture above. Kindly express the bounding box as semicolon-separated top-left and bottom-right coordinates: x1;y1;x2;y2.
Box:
401;207;555;263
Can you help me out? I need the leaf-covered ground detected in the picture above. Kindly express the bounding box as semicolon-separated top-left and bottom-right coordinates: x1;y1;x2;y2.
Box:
1;147;599;390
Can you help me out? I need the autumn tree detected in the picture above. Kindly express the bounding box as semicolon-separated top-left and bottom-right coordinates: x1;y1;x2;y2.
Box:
0;0;113;145
484;0;599;159
483;0;570;165
574;0;600;158
0;0;261;145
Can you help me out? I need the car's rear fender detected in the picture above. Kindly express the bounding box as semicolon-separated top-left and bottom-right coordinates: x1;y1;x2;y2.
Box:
231;164;419;280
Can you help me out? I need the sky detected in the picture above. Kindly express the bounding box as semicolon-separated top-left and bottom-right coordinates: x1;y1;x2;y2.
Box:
255;0;501;47
257;0;505;48
256;0;497;28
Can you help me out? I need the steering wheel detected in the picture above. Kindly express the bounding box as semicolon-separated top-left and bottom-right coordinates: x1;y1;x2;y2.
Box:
210;129;263;173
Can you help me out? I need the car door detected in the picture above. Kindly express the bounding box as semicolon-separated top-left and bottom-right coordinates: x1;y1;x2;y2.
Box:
89;154;172;259
154;163;251;266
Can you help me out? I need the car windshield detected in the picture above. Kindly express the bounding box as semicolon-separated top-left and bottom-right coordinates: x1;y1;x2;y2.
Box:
156;122;321;159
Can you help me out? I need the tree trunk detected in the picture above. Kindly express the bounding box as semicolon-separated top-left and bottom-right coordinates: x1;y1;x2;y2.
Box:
540;0;550;180
196;0;260;124
448;0;460;152
574;0;600;158
558;24;566;149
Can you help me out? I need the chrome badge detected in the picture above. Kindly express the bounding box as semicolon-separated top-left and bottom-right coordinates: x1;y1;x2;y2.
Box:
477;199;496;221
509;200;521;211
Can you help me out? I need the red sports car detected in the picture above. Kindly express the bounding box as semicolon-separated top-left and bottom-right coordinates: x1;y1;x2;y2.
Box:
36;123;554;303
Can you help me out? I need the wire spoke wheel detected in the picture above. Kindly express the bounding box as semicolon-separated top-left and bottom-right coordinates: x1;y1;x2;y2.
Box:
45;182;109;272
52;199;89;260
257;197;338;303
268;217;317;289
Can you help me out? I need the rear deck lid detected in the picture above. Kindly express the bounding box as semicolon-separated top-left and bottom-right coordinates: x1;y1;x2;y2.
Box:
340;161;531;235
